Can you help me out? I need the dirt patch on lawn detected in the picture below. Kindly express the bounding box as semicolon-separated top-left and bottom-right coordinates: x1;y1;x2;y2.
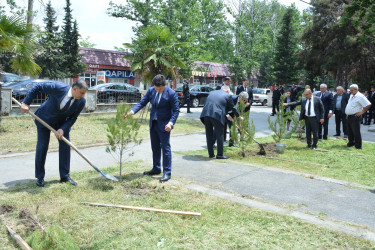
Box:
0;204;14;215
236;143;279;158
19;209;38;231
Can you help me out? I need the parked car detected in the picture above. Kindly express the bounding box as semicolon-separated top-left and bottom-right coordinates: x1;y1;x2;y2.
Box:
252;88;271;106
0;72;23;85
3;79;51;104
92;83;142;104
175;85;215;108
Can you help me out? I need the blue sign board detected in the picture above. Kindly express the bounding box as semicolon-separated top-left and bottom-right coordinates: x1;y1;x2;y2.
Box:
105;70;136;79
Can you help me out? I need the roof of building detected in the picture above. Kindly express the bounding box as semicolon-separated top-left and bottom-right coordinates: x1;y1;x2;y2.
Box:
80;47;131;67
193;61;231;77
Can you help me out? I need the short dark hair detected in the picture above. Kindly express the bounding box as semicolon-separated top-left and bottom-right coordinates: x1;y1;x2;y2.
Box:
152;74;166;86
72;79;89;90
286;90;291;93
371;86;375;89
243;77;249;82
223;76;231;82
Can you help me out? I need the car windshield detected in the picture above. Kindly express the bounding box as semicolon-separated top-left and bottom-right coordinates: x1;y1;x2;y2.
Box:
92;84;111;89
253;89;266;94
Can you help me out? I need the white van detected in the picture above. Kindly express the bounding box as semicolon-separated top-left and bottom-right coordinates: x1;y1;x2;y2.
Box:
252;88;271;106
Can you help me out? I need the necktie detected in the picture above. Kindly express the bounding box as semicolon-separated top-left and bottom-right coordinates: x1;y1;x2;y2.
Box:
307;99;311;116
61;97;73;112
154;93;160;106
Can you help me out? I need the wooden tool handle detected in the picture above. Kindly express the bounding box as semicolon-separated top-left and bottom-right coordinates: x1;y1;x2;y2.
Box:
11;97;96;168
6;225;33;250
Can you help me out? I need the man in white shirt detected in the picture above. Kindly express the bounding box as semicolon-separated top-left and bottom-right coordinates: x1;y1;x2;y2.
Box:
345;84;372;149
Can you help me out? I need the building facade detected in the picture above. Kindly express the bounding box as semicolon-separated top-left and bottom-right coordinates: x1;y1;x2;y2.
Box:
74;47;136;87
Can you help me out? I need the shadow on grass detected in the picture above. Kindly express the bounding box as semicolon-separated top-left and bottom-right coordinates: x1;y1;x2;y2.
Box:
1;179;62;194
87;177;115;192
182;155;213;161
121;172;144;182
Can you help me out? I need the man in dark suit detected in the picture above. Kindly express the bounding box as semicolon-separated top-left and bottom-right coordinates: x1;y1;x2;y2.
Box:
20;79;88;187
271;84;282;116
290;84;298;101
315;83;334;140
201;85;236;159
179;79;191;113
124;74;179;182
285;89;324;149
236;78;253;112
333;86;349;138
367;86;375;125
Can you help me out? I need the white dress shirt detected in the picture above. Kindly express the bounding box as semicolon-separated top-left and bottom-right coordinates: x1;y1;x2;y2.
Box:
345;92;371;115
305;96;316;117
60;88;74;109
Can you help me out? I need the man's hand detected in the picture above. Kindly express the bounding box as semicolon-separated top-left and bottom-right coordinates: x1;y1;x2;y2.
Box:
320;119;324;124
283;103;288;107
20;103;30;113
328;113;333;118
238;116;244;121
227;116;233;122
55;129;64;140
245;103;250;107
122;112;132;119
355;111;362;117
165;123;172;132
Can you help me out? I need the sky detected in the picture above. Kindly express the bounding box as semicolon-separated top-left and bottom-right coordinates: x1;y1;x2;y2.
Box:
11;0;310;50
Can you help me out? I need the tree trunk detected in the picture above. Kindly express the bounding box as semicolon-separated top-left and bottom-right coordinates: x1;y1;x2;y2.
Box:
27;0;34;25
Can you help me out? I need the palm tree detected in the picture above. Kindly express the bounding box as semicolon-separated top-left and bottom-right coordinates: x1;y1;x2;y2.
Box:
0;14;41;75
123;25;188;85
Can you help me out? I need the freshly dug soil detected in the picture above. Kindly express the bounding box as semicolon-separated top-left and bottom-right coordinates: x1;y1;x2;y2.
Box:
237;143;279;158
0;204;14;215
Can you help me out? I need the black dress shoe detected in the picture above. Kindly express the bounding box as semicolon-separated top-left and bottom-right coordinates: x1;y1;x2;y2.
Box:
143;169;161;176
209;154;215;158
60;177;77;186
216;155;229;159
160;174;171;183
355;146;362;150
229;144;239;148
36;178;45;187
312;146;317;150
333;134;340;136
347;143;355;147
306;145;311;148
323;137;327;140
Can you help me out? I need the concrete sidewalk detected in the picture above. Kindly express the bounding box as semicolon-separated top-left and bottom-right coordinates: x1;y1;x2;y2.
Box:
1;132;374;239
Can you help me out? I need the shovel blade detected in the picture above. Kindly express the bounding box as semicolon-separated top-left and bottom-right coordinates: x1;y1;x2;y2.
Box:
99;171;119;182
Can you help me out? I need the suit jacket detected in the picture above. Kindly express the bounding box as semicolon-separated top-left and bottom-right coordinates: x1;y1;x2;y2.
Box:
333;92;349;113
200;90;235;126
228;95;240;118
236;85;245;95
316;91;334;114
289;96;324;123
216;83;224;90
370;91;375;105
272;89;282;101
132;86;179;130
22;81;86;134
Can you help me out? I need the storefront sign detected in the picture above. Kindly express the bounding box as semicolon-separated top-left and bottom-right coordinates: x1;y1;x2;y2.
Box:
97;71;106;84
192;71;217;78
89;64;100;68
105;70;135;79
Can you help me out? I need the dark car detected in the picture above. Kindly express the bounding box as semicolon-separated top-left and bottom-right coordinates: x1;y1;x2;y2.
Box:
92;83;142;104
4;79;52;104
175;85;215;108
0;72;23;84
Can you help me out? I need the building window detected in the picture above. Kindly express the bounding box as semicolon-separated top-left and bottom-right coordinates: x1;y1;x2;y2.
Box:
79;73;97;87
193;79;200;84
209;80;219;88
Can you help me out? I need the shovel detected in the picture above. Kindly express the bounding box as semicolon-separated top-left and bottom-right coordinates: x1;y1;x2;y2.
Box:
12;97;118;182
235;123;266;155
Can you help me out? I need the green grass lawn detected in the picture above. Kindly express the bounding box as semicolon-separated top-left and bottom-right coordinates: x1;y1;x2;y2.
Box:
177;135;375;187
0;162;373;249
0;113;204;154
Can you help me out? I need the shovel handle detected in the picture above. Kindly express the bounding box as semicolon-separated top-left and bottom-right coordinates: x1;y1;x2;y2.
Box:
12;97;97;169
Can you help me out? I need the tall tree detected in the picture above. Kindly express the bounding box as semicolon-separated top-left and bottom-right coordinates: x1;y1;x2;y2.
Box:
36;1;66;79
60;0;86;77
124;25;187;84
273;6;300;84
79;36;96;48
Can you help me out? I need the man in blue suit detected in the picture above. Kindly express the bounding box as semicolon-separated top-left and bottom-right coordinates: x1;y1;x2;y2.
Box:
124;74;179;182
21;79;88;187
315;83;334;140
